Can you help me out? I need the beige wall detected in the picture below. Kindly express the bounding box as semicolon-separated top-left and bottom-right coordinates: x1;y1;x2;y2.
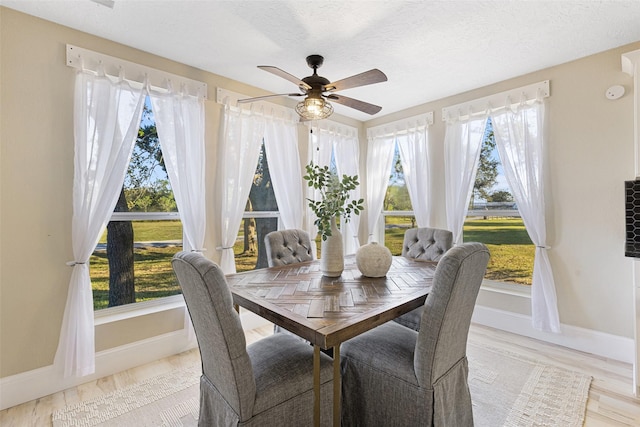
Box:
1;6;638;379
364;40;640;337
0;7;360;377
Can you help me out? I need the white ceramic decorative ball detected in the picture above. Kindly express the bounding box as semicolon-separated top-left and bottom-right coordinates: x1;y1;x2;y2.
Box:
356;242;393;277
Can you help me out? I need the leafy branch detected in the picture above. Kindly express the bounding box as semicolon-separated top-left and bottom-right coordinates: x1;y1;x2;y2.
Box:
303;162;364;241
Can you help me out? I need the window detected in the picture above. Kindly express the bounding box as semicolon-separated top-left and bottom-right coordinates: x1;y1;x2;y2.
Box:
464;118;534;285
90;98;183;310
383;143;415;255
234;141;280;272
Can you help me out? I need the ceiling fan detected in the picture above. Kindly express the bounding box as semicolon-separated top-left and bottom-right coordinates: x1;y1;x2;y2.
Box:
238;54;387;120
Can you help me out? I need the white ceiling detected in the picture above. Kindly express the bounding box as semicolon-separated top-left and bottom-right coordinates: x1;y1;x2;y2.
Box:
4;0;640;121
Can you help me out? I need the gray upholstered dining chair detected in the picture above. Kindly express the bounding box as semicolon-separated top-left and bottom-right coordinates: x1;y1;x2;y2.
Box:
264;229;315;336
394;227;454;331
340;242;489;427
172;251;333;426
264;229;314;267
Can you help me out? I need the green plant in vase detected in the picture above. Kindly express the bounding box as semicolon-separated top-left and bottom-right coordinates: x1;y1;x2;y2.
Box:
303;162;364;240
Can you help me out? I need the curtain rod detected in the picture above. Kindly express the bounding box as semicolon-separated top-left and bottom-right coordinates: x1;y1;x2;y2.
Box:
66;44;207;99
366;112;433;139
442;80;550;122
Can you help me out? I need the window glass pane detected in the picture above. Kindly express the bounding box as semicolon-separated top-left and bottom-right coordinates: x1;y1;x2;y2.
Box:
465;118;534;286
90;97;183;310
237;142;279;271
384;143;415;254
91;220;183;310
384;215;414;255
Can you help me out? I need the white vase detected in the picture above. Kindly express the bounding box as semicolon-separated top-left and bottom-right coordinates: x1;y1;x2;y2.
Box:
356;242;393;277
320;217;344;277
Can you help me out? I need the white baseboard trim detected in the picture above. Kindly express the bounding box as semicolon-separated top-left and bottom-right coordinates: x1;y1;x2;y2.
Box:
472;305;634;364
2;305;630;411
0;311;270;411
0;329;196;411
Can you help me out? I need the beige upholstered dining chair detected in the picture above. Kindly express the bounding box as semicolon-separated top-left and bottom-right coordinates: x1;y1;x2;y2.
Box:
264;229;314;267
394;227;454;331
172;251;333;426
340;242;490;427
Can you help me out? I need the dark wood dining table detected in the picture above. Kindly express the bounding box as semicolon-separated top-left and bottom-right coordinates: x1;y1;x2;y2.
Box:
226;255;437;427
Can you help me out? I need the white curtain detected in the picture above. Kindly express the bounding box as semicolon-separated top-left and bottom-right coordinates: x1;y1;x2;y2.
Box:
396;122;431;227
305;125;335;253
364;135;396;242
444;116;487;244
264;115;304;230
333;131;361;254
55;69;145;377
217;106;265;273
309;121;361;254
149;90;206;253
492;101;560;333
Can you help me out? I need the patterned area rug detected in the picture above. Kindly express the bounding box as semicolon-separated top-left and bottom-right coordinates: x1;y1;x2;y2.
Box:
52;343;591;427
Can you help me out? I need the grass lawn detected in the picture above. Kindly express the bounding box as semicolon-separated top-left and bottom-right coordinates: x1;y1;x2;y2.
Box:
91;216;533;310
384;216;533;285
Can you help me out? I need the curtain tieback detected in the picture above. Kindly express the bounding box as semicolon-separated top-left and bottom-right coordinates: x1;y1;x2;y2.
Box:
536;245;551;249
215;246;234;251
191;248;207;253
66;261;86;266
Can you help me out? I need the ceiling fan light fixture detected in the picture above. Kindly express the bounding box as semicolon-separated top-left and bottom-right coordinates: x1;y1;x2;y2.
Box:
296;97;333;120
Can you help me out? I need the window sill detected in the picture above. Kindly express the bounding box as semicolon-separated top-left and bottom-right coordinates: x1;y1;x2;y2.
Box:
94;294;185;326
480;279;531;298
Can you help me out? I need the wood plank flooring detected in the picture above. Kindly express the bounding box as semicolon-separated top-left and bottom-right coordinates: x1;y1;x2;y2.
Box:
1;323;638;426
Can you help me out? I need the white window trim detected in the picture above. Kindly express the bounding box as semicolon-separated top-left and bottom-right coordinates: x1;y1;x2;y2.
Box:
94;294;186;325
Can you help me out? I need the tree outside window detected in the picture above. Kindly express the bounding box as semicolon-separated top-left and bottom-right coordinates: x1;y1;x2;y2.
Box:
90;98;183;310
235;141;280;272
464;118;533;285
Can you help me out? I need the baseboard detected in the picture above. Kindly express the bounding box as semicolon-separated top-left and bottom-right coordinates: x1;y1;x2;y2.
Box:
472;304;634;364
0;329;196;411
1;305;630;411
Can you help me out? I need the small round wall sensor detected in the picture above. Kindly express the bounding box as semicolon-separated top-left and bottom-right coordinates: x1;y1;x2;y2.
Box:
605;85;625;100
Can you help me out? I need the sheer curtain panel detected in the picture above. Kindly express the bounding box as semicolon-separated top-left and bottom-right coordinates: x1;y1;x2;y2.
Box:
264;116;304;230
55;69;145;377
444;116;486;244
217;106;265;273
364;134;396;241
305;125;335;253
396;122;431;227
150;90;206;253
311;122;361;253
333;130;361;254
492;101;560;333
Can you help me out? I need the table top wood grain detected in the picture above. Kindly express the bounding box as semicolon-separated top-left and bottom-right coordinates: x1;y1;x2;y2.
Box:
227;256;436;349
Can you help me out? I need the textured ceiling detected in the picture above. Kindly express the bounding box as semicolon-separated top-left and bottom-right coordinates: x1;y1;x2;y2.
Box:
4;0;640;121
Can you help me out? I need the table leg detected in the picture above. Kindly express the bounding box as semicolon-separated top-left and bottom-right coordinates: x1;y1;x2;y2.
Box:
314;345;320;427
333;344;341;427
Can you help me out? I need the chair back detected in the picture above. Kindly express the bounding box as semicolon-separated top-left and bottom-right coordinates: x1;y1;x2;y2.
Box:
171;252;256;419
264;229;314;267
402;227;453;261
414;242;489;387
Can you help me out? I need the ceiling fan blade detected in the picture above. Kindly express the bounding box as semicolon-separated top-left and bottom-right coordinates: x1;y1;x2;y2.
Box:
237;93;304;104
258;66;312;91
324;69;387;92
326;94;382;115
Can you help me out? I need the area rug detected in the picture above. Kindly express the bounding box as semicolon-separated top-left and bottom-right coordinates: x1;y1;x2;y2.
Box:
52;344;591;427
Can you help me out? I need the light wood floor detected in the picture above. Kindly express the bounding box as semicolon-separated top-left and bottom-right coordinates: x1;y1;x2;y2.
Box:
1;323;639;426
